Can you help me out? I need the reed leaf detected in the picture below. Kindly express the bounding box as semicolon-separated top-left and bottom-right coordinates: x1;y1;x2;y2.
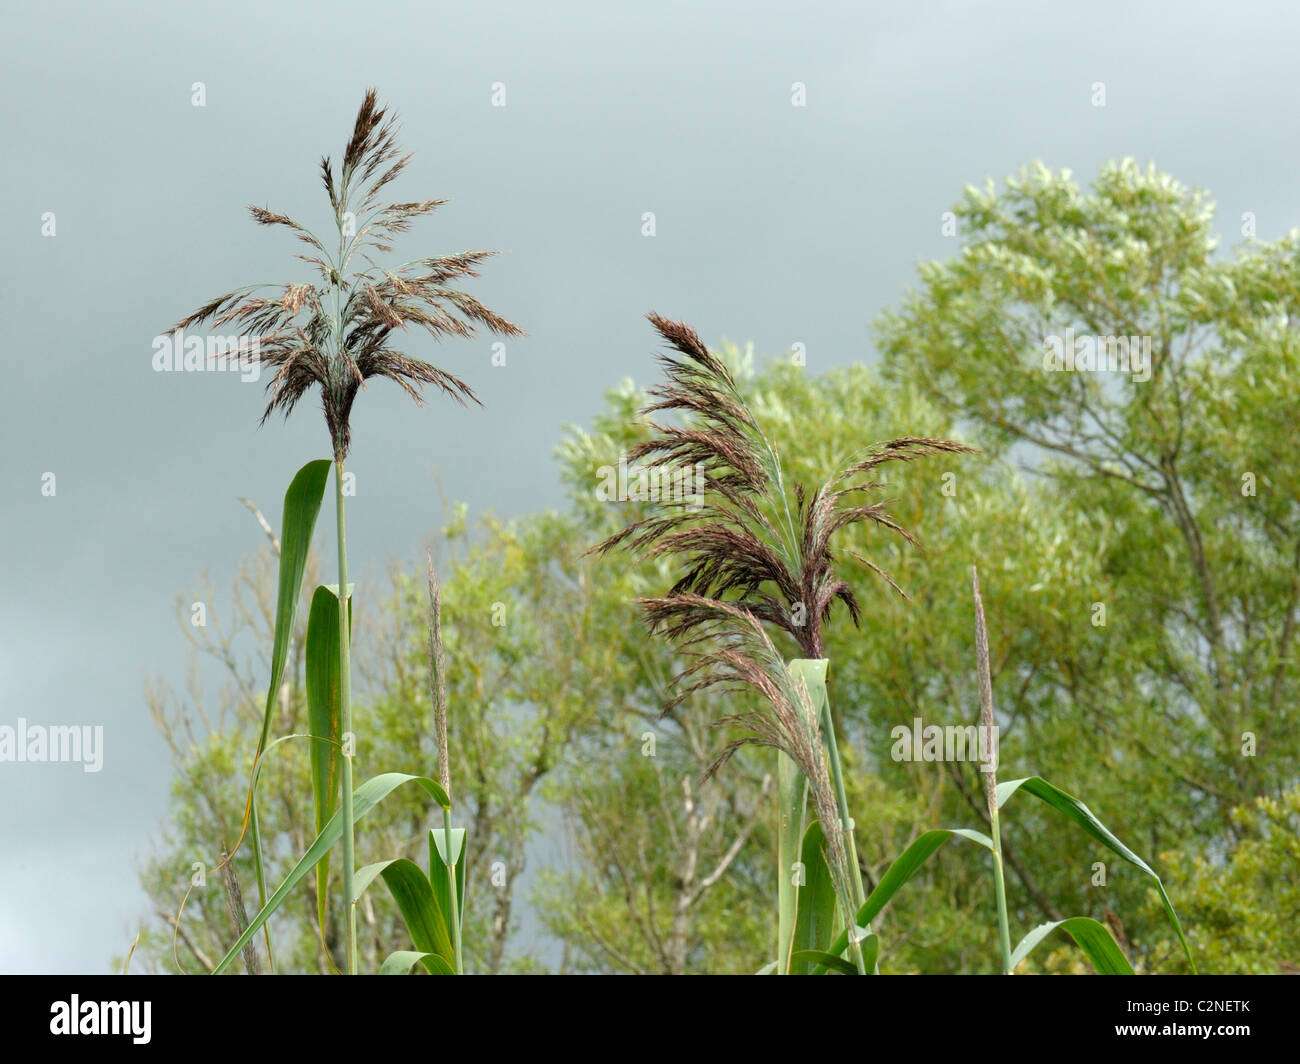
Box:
379;951;455;975
817;828;994;970
213;772;450;974
776;753;807;974
354;859;454;969
1010;917;1134;975
792;949;859;976
246;458;330;968
429;828;467;938
996;775;1196;972
304;584;351;936
790;820;839;974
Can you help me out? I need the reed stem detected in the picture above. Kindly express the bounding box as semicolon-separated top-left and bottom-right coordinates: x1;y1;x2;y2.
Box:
819;686;870;973
335;458;357;974
442;808;463;974
776;753;806;973
991;807;1013;973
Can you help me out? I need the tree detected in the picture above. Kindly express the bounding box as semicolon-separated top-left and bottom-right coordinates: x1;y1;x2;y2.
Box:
876;159;1300;835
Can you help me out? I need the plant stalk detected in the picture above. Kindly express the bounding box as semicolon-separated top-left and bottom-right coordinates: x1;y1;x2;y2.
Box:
776;753;806;973
247;804;276;972
335;458;358;974
973;567;1011;974
442;808;463;974
819;685;871;974
991;806;1013;973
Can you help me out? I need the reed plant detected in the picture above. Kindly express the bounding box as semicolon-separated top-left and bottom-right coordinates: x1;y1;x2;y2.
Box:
173;88;518;974
598;315;1196;975
594;314;972;972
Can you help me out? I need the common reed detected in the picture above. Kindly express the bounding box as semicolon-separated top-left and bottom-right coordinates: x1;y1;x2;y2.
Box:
176;88;517;974
594;313;974;972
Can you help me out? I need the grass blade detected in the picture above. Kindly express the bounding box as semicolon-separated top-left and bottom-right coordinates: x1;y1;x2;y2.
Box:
247;458;331;970
428;828;466;935
817;828;993;970
256;460;332;754
212;772;450;974
305;584;350;937
776;752;807;973
379;951;454;975
997;776;1195;972
1010;917;1134;974
790;820;838;974
792;949;859;975
355;858;454;969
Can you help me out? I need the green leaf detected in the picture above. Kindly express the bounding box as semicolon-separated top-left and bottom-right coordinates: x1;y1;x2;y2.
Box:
258;459;332;754
818;828;992;971
997;776;1195;972
755;961;779;975
378;950;454;975
355;859;454;970
790;820;838;974
860;932;879;972
248;458;330;968
305;584;350;936
1010;917;1134;974
792;949;858;975
212;772;451;974
775;752;807;973
429;827;467;937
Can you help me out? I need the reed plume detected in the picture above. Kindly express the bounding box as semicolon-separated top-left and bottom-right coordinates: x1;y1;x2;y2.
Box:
595;314;975;658
173;87;522;461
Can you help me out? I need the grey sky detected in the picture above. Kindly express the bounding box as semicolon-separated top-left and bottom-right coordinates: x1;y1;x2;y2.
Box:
2;0;1296;972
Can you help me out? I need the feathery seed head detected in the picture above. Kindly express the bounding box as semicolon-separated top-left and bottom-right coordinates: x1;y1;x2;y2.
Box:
173;88;522;460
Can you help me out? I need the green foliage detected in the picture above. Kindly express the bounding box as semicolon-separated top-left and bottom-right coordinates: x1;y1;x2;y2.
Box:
305;584;348;934
1160;789;1300;974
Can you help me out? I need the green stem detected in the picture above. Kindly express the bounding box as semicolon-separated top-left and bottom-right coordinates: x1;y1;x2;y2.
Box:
442;807;463;974
991;807;1013;974
247;804;276;973
820;685;870;974
820;693;866;910
335;458;357;975
776;753;806;974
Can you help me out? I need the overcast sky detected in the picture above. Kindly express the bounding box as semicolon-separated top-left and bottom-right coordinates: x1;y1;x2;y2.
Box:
2;0;1297;973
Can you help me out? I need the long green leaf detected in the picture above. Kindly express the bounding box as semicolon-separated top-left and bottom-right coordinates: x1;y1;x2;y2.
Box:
776;751;807;973
997;776;1195;972
790;820;838;974
818;828;992;971
379;950;454;975
429;828;466;935
792;949;858;976
305;584;350;936
355;858;454;970
1010;917;1134;974
247;458;330;970
860;932;879;972
257;459;332;753
213;772;451;973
